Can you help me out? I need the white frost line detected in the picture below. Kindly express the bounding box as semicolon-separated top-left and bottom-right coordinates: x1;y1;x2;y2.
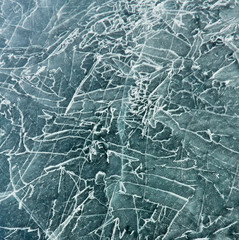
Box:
65;58;100;115
47;195;90;240
213;221;238;235
161;201;189;240
147;173;195;190
125;181;188;202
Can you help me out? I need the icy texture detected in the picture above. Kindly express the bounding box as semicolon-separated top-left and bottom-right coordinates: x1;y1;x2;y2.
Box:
1;0;239;239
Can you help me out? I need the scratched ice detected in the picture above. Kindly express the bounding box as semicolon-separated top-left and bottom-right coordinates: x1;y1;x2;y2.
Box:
1;0;239;239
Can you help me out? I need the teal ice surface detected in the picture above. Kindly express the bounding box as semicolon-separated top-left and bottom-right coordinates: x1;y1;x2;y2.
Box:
0;0;239;239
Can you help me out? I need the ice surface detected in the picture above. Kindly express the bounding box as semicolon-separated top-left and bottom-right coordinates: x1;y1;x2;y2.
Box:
1;0;239;239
